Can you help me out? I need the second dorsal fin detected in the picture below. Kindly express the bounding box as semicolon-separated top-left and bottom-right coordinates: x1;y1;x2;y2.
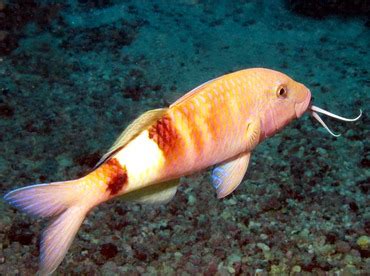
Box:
95;108;168;168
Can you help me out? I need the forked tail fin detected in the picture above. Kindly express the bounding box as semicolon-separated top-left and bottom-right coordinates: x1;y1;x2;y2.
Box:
4;179;97;275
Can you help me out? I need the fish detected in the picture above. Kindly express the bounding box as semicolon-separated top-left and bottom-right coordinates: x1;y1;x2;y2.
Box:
3;68;362;274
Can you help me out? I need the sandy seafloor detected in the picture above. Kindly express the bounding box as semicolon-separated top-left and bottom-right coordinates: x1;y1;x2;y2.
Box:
0;0;369;275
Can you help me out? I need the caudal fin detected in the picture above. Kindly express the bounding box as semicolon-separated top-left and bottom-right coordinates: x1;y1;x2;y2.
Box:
4;179;96;275
39;204;89;275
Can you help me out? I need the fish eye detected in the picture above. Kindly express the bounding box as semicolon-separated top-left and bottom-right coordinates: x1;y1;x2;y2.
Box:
276;86;287;98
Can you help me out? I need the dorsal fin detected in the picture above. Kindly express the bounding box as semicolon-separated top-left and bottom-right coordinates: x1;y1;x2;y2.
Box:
170;76;221;107
94;108;168;168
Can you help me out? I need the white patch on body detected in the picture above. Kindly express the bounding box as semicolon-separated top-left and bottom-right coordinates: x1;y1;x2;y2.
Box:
115;130;165;192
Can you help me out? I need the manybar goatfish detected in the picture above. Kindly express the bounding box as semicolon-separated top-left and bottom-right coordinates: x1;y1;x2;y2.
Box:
4;68;362;274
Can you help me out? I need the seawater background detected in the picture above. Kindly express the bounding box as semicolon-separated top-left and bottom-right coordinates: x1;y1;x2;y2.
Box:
0;0;369;274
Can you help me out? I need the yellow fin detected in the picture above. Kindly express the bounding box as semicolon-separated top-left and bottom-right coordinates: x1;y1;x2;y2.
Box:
120;179;179;204
95;108;168;168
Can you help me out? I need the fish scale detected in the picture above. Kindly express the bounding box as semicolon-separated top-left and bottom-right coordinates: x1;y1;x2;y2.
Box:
166;70;255;173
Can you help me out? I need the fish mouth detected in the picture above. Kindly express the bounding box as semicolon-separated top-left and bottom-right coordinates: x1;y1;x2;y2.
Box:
294;92;312;118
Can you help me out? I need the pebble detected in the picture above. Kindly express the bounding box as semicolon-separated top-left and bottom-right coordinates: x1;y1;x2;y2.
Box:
101;261;118;275
146;266;157;274
260;233;268;240
228;253;241;264
100;243;118;259
344;251;362;266
257;242;270;251
356;235;369;250
225;198;237;205
227;266;235;273
221;209;232;220
136;266;145;273
188;194;196;206
161;263;175;274
335;240;351;253
291;265;301;273
174;252;183;259
316;147;327;156
56;154;72;168
217;266;229;275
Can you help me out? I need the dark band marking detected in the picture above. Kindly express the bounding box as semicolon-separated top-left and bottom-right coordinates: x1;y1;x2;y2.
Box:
105;158;128;196
148;115;179;155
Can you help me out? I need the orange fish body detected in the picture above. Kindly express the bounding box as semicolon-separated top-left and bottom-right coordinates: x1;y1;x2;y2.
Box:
91;68;311;199
4;68;315;274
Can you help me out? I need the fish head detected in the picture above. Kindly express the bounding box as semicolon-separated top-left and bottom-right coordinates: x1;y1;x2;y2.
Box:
257;69;311;138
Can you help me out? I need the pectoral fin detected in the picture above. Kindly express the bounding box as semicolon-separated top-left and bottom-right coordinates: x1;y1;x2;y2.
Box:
245;118;261;151
120;179;179;204
211;152;251;198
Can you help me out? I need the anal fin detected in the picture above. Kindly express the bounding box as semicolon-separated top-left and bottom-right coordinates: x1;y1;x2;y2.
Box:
120;179;179;204
211;152;251;198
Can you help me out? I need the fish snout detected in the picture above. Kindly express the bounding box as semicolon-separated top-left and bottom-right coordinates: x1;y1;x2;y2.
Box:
294;90;311;118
